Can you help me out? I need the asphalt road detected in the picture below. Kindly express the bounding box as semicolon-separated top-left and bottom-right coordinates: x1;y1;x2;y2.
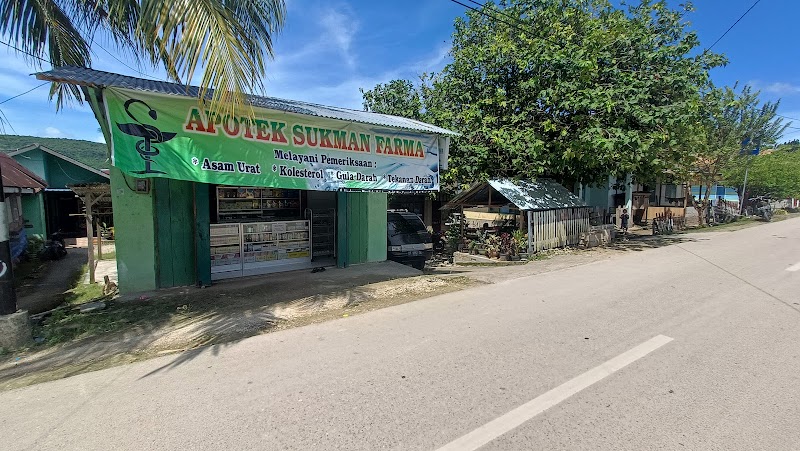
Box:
2;218;799;450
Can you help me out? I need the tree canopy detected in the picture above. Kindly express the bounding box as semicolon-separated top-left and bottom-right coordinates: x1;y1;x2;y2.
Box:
1;0;285;112
429;0;723;186
726;150;800;200
675;85;788;223
361;79;424;121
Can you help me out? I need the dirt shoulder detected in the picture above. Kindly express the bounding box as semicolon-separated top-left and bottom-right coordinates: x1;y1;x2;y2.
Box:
0;263;478;391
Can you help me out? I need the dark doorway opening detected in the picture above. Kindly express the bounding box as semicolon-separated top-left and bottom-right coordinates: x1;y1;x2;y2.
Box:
45;191;85;237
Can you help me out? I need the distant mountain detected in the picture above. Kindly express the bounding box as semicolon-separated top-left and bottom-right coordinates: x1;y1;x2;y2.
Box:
0;135;109;170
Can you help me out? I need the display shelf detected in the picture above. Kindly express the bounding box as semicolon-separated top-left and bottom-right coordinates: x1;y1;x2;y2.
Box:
216;186;302;223
210;219;311;280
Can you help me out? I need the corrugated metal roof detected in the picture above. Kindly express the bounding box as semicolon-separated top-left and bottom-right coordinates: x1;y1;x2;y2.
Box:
35;67;458;136
0;153;47;191
488;179;587;210
443;179;587;211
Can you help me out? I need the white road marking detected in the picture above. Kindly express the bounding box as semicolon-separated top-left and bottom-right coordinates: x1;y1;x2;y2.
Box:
435;335;674;451
787;262;800;272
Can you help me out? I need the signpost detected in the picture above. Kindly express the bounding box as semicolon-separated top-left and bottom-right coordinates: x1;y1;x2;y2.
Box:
739;137;761;215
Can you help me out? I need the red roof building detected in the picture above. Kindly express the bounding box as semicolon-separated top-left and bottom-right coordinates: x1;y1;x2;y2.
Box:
0;152;47;193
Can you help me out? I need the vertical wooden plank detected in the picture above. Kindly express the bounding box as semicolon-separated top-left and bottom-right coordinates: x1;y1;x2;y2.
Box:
195;183;211;286
86;193;95;284
96;216;103;260
170;179;195;286
154;178;174;288
336;191;348;268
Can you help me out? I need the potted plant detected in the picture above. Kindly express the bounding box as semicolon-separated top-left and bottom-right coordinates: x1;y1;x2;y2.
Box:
485;234;500;258
513;229;528;260
498;233;515;261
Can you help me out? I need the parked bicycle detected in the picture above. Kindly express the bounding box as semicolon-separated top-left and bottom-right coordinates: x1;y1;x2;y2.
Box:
651;212;675;235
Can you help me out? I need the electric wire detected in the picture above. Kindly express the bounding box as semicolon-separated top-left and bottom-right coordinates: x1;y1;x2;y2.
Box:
0;82;49;105
705;0;763;51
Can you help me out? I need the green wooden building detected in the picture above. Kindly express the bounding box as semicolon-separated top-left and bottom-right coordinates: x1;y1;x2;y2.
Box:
36;67;455;294
2;144;109;238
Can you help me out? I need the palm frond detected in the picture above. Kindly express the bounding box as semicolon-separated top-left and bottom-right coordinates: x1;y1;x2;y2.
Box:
138;0;286;115
1;0;93;107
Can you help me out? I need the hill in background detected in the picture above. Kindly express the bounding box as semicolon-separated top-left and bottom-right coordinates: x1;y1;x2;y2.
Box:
0;134;109;170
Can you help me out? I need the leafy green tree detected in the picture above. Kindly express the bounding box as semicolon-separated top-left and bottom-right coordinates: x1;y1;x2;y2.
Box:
775;139;800;153
360;79;424;120
679;85;787;224
725;149;800;200
0;0;285;111
429;0;723;187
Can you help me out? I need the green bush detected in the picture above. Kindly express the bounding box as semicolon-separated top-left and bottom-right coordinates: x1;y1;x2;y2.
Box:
26;235;44;257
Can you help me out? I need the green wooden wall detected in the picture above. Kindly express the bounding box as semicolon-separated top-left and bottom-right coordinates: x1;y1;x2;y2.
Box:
366;193;387;262
154;178;196;288
20;193;46;238
110;168;157;293
337;192;387;267
194;183;212;286
44;153;108;189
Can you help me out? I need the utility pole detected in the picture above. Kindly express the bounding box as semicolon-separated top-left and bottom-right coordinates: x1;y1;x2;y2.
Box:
740;156;751;215
0;161;17;315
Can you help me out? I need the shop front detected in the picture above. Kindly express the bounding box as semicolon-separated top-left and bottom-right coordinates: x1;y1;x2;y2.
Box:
37;67;454;294
209;186;335;280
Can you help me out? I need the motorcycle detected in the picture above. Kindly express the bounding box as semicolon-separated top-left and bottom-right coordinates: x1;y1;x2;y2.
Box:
39;232;67;261
748;196;773;222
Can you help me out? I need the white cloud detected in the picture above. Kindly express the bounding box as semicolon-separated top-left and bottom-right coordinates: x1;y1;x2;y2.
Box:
317;4;359;68
763;82;800;95
44;127;68;138
748;80;800;96
93;134;106;143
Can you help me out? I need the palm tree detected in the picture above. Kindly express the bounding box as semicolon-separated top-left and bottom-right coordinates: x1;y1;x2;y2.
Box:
0;0;286;113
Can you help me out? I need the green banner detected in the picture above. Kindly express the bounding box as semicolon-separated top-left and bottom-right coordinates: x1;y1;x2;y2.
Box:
104;88;441;191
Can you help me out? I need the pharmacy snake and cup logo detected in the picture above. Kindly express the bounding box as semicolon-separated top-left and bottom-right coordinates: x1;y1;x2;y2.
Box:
116;98;177;175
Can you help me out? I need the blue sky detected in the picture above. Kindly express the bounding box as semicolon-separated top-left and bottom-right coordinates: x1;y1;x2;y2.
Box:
1;0;799;143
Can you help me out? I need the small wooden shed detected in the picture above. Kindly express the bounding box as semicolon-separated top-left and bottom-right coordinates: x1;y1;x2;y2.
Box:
443;179;592;252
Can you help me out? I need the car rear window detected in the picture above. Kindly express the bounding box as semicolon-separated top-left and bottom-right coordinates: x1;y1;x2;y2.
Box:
388;213;425;236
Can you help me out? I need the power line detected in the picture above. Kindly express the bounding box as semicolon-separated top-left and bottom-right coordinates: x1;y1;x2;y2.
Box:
92;44;165;82
706;0;763;51
0;82;49;105
448;0;562;48
0;108;18;134
0;39;51;64
3;37;165;83
776;113;800;122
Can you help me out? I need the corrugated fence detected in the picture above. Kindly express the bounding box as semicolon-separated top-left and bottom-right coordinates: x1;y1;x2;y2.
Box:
528;208;592;252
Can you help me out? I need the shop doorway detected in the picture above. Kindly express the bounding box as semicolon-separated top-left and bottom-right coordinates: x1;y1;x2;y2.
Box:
306;191;336;264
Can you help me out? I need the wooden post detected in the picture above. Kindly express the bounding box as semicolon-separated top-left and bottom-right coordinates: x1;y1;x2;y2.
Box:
527;210;533;254
96;216;103;261
86;193;95;284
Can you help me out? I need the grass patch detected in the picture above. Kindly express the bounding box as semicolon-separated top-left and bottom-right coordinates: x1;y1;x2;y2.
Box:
62;264;104;306
99;250;116;261
33;300;175;347
684;217;759;233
